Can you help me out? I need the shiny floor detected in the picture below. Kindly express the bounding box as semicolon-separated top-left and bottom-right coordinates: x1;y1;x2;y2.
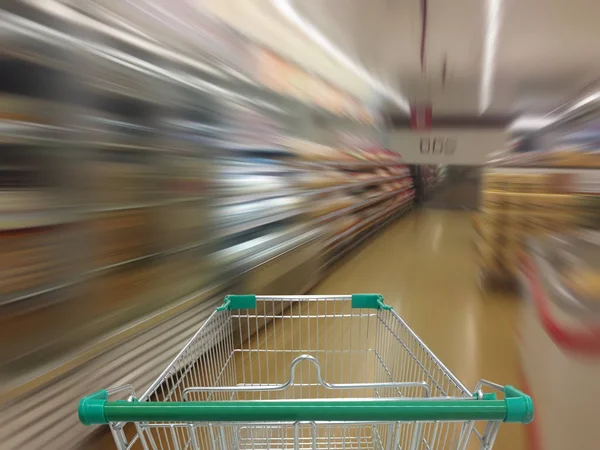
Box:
311;209;527;450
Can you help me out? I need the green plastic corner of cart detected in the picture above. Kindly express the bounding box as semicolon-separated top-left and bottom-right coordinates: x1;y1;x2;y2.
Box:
351;294;391;310
474;392;497;400
217;294;257;311
503;385;534;424
78;390;109;425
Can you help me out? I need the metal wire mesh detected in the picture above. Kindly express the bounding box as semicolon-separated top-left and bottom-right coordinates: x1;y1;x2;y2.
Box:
108;296;496;450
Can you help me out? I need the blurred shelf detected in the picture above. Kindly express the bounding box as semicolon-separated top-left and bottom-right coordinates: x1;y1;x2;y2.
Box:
187;137;296;156
487;167;600;173
309;174;410;194
0;280;79;308
0;186;414;307
0;7;405;448
215;163;303;175
480;191;582;199
325;197;414;248
0;280;228;404
86;239;212;276
0;121;66;145
0;238;213;307
165;120;227;136
213;185;413;241
213;208;306;239
322;202;413;270
213;222;322;274
0;209;78;231
298;160;408;170
0;197;208;231
83;197;206;213
80;142;160;152
226;227;324;277
216;174;410;205
311;186;413;225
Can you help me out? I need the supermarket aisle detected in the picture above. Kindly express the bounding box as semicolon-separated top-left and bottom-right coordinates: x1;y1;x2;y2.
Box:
312;209;527;450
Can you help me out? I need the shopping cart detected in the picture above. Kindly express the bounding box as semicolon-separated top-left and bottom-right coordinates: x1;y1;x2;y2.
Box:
79;294;533;450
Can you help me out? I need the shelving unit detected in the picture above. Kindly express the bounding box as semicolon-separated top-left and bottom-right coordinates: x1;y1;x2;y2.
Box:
0;8;414;448
475;96;600;290
475;167;600;289
511;93;600;450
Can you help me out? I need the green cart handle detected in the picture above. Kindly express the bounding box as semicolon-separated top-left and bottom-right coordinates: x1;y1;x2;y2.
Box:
79;385;533;425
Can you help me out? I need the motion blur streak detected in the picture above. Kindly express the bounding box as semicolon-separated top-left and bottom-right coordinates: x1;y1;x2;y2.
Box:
480;0;503;114
272;0;411;113
0;1;413;449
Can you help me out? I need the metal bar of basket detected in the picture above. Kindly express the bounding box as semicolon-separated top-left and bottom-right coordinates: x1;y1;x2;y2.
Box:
182;354;430;399
388;309;472;396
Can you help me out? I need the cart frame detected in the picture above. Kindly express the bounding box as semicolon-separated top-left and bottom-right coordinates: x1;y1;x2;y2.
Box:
79;294;533;450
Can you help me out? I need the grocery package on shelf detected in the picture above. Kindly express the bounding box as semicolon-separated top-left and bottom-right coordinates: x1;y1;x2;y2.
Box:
475;163;600;288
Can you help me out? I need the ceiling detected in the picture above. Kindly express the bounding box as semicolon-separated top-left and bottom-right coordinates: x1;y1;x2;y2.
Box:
42;0;600;119
202;0;600;118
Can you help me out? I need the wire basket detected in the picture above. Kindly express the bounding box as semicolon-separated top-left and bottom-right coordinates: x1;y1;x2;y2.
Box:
79;294;533;450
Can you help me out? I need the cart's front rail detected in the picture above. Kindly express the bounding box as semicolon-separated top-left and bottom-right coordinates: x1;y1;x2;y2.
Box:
80;386;533;424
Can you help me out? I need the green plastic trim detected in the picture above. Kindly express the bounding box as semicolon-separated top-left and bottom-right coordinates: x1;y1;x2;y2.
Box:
216;295;256;311
503;385;534;424
79;390;108;425
79;392;534;425
351;294;392;310
100;399;508;423
474;392;497;400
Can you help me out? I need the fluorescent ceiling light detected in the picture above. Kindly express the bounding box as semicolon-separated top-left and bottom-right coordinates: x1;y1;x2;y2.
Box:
479;0;503;114
566;91;600;113
272;0;410;113
27;0;224;78
510;91;600;133
511;91;600;131
508;115;559;132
